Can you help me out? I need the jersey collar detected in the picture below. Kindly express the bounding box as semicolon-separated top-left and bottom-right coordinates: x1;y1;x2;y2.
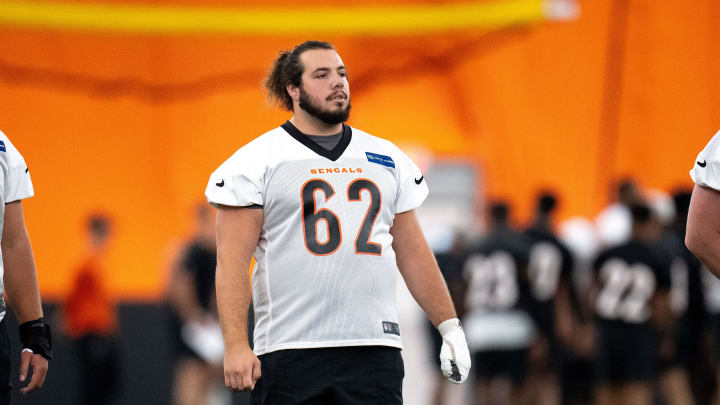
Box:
281;121;352;162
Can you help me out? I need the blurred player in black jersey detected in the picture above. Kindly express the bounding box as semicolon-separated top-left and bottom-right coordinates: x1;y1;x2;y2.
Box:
701;260;720;405
523;192;575;405
428;231;467;405
166;204;224;405
462;202;534;405
649;195;694;405
669;191;713;405
591;204;673;405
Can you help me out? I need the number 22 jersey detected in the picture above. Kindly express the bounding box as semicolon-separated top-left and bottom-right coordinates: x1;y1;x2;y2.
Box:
205;121;428;355
592;241;671;328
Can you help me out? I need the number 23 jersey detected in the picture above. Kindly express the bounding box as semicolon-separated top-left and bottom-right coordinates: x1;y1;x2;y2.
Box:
205;122;428;355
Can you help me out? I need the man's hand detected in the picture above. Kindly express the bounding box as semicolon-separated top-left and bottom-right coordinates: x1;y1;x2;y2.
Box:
18;349;47;394
438;318;471;384
224;346;261;392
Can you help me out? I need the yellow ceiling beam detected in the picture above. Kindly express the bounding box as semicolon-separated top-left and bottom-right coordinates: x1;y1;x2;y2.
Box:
0;0;549;35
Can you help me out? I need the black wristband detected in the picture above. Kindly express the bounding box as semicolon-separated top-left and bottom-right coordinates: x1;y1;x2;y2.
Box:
19;318;52;360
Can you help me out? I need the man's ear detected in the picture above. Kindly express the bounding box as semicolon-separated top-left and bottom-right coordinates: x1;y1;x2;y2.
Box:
287;84;300;104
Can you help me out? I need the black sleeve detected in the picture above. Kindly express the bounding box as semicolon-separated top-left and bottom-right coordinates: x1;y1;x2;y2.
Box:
653;255;673;292
514;235;532;270
446;255;466;287
180;245;198;275
559;242;575;283
592;250;607;274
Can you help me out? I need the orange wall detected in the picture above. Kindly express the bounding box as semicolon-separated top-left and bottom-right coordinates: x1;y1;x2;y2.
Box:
0;0;718;299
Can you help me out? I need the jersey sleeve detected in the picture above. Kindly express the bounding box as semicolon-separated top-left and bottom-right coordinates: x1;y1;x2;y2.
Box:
180;245;199;274
652;253;673;292
0;133;34;203
392;146;429;213
559;242;575;282
690;129;720;190
592;250;608;274
205;140;266;207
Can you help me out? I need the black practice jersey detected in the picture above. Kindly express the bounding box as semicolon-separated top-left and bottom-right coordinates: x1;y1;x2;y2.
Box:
435;251;464;287
524;227;574;336
463;228;532;314
593;241;671;327
181;242;217;311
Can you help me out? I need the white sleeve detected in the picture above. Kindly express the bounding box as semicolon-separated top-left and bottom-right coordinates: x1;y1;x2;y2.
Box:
691;130;720;190
205;142;265;207
0;133;34;203
393;146;429;213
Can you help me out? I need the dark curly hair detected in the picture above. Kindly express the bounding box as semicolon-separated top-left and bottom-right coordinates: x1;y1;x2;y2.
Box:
265;41;335;111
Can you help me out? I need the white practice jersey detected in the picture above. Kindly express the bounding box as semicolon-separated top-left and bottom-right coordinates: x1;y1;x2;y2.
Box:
0;131;34;322
691;129;720;190
205;122;428;355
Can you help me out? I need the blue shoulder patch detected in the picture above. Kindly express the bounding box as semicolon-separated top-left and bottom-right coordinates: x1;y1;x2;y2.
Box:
365;152;395;168
0;141;6;152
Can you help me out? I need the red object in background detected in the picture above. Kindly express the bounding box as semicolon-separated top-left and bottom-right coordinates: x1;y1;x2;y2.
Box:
64;258;117;338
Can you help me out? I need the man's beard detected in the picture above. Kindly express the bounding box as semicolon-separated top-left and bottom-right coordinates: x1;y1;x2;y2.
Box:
299;86;351;125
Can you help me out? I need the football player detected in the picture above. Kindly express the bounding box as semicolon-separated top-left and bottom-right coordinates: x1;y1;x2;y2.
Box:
523;192;575;405
205;41;470;405
427;231;467;405
668;191;708;404
591;204;672;405
0;130;51;403
462;202;534;405
165;204;224;405
650;196;694;405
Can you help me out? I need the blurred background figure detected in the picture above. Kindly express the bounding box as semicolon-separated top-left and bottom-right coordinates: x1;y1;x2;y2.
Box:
702;264;720;405
590;204;672;405
428;230;467;405
649;193;695;405
523;192;575;405
557;215;598;405
595;178;643;248
165;203;226;405
63;213;119;405
462;202;534;405
668;191;712;405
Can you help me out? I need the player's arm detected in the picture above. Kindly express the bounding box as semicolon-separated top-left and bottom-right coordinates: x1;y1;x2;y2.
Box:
553;278;574;346
686;184;720;278
650;289;673;330
391;209;470;383
651;288;674;360
2;201;49;393
215;205;263;392
391;210;455;325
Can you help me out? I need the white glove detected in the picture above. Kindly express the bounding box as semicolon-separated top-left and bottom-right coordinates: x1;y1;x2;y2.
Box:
438;318;471;384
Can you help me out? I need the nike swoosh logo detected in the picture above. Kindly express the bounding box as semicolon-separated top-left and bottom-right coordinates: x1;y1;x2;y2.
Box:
216;180;225;187
698;160;707;168
414;175;424;185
